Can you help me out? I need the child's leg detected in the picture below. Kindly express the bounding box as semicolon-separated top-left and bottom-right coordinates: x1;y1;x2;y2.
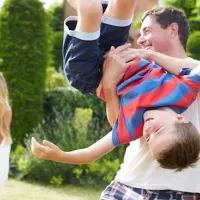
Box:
99;0;136;53
63;0;105;95
67;0;102;32
104;0;136;20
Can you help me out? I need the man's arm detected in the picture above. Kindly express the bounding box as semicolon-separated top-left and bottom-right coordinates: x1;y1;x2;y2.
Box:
147;50;199;75
97;44;134;126
31;132;114;164
128;48;199;75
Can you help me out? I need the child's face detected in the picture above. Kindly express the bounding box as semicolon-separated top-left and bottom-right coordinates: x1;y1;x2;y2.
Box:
143;109;188;157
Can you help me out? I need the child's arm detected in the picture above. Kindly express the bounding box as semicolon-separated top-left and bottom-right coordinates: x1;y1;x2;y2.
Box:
128;48;199;75
31;131;114;164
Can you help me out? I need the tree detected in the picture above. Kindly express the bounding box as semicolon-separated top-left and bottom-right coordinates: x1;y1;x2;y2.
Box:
0;0;50;145
48;3;64;71
167;0;200;60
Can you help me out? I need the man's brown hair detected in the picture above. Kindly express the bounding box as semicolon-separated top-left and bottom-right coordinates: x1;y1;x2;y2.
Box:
155;122;200;172
141;7;190;50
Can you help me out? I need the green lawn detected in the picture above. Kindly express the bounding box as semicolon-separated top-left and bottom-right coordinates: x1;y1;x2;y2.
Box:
0;179;103;200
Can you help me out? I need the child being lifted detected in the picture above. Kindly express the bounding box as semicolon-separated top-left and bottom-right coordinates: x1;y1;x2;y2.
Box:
31;0;200;171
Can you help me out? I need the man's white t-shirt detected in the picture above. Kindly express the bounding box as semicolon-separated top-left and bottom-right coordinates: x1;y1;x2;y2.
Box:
114;59;200;193
0;139;11;188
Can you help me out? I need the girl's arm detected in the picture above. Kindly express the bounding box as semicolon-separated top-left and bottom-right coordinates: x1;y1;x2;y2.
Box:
31;131;114;164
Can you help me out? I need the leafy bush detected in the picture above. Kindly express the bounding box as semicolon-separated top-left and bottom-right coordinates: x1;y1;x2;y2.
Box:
188;16;200;32
50;176;64;187
48;3;64;32
51;31;63;71
46;68;68;90
48;4;64;71
166;0;196;16
0;0;50;145
187;31;200;60
166;1;200;59
73;158;120;185
10;88;125;185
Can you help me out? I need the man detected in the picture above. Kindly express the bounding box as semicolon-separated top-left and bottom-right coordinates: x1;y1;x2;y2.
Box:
100;6;200;200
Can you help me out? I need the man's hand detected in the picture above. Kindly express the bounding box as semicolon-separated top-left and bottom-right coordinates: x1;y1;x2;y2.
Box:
31;137;63;162
103;43;134;87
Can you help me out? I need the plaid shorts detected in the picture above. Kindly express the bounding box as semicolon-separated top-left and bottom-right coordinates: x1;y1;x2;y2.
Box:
100;181;200;200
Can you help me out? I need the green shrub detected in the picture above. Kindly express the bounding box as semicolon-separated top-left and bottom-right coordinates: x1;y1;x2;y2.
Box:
47;3;64;71
9;145;32;180
73;158;120;185
10;88;125;185
187;31;200;60
46;68;68;90
43;88;110;139
50;176;64;187
188;16;200;32
48;3;64;32
0;0;50;145
51;31;63;71
166;0;196;17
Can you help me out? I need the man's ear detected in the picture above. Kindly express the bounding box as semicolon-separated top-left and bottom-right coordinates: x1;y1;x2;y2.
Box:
169;22;179;38
176;114;189;123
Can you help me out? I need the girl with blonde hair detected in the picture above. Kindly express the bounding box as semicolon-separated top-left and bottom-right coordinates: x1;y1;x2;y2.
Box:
0;72;12;187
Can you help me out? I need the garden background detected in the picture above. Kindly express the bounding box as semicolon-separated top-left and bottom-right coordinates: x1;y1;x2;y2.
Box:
0;0;200;199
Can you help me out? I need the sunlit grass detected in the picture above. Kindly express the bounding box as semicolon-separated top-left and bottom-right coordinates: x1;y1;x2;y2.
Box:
0;179;103;200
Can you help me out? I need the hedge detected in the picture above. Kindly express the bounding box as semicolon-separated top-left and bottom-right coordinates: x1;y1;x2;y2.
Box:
0;0;50;144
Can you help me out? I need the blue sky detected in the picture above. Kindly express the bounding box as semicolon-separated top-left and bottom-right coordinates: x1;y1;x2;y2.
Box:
0;0;63;9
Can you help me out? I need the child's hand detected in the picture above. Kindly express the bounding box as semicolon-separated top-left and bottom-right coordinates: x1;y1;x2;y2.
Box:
31;137;63;162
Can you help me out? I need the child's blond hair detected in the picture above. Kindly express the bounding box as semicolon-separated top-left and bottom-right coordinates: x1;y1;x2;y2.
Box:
0;73;12;144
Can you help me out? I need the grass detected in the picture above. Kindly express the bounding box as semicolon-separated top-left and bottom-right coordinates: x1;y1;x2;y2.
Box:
0;179;103;200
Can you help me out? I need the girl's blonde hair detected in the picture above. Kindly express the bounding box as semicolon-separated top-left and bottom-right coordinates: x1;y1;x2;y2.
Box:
0;72;12;144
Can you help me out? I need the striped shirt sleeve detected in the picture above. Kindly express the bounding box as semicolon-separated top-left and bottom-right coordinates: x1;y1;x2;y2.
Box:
179;66;200;92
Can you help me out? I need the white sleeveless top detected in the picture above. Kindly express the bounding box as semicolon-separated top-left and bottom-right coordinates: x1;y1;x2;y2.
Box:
115;58;200;193
0;138;11;187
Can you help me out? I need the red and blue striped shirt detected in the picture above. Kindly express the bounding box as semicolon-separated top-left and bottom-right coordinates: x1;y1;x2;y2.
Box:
101;58;200;146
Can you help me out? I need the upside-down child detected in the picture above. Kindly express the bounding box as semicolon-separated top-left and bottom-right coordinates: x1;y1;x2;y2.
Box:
31;0;200;171
32;47;200;171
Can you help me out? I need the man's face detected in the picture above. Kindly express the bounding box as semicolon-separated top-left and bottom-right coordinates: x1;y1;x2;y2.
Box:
137;16;171;54
143;109;187;157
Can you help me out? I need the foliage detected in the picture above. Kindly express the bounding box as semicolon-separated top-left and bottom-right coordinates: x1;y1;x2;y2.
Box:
46;68;68;90
73;159;120;185
43;88;110;141
73;108;93;135
50;176;64;187
166;0;196;16
187;31;200;60
10;88;125;185
48;3;64;32
47;3;64;71
188;16;200;32
167;0;200;59
51;31;63;71
0;0;50;145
